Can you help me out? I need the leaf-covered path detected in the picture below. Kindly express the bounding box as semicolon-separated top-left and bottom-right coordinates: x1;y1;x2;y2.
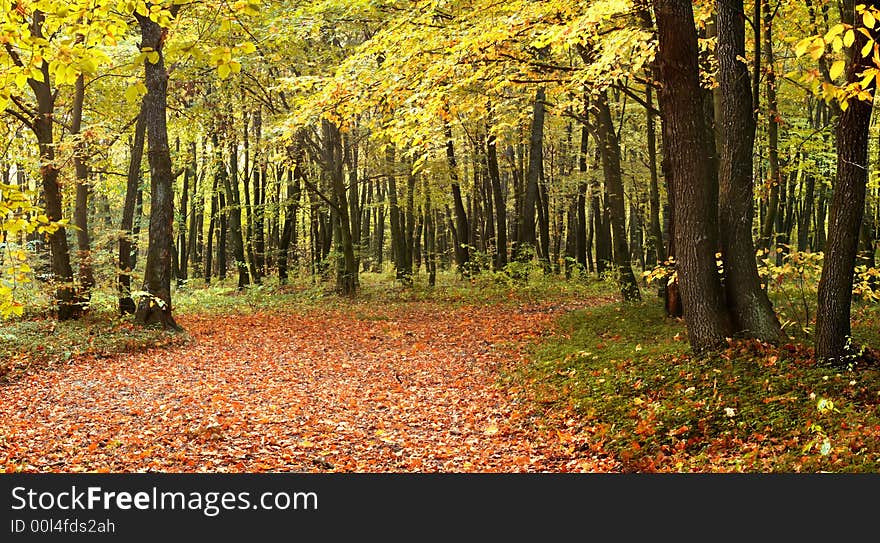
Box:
1;300;618;472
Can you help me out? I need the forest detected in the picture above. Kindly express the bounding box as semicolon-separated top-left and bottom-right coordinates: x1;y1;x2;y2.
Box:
2;0;880;473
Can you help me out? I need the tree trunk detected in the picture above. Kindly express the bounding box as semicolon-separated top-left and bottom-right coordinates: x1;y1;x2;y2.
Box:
646;85;664;265
71;73;95;310
487;131;508;270
760;0;782;253
119;103;147;315
134;14;180;329
445;125;471;273
716;0;783;342
27;12;78;320
324;120;358;295
594;90;641;300
218;126;249;290
179;141;196;285
654;0;732;351
815;0;879;363
518;88;545;265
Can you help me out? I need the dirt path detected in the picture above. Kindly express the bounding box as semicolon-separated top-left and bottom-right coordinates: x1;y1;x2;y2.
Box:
1;300;618;472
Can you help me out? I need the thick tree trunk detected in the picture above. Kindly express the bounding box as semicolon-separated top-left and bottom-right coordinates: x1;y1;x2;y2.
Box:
815;0;879;363
716;0;783;342
654;0;732;351
133;13;179;329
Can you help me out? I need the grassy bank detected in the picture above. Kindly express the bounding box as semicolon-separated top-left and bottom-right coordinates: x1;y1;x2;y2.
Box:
517;301;880;472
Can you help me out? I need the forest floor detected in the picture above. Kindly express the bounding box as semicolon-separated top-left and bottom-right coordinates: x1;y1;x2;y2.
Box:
3;273;880;473
0;280;619;472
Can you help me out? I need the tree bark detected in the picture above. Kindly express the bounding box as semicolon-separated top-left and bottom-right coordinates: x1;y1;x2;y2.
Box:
486;130;507;270
717;0;783;342
71;73;95;310
815;0;880;363
445;125;471;273
654;0;732;351
26;11;78;320
594;90;641;300
134;13;180;329
518;88;545;265
119;103;147;315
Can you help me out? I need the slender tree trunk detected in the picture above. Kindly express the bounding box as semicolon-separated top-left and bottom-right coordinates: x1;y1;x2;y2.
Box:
119;103;147;315
324;120;358;295
594;90;641;300
425;176;437;286
217;127;248;290
760;0;782;252
518;88;545;266
71;73;95;309
717;0;783;342
446;125;471;273
280;140;304;284
372;178;386;272
180;140;197;284
646;85;664;265
486;130;507;270
242;114;260;284
386;145;407;281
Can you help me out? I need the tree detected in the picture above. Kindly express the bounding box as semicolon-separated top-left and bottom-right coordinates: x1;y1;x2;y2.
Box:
653;0;732;352
716;0;783;342
815;1;880;363
133;8;180;329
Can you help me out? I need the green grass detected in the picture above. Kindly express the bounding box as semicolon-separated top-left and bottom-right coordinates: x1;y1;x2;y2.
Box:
516;300;880;472
0;309;187;382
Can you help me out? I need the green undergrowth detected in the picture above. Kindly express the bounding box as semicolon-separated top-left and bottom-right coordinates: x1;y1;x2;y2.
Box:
171;267;613;315
517;301;880;472
0;310;187;382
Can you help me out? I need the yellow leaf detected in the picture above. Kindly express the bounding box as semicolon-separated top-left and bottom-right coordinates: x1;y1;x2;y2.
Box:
825;23;846;41
861;38;874;58
830;60;846;80
217;62;231;79
844;29;856;47
864;10;876;29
